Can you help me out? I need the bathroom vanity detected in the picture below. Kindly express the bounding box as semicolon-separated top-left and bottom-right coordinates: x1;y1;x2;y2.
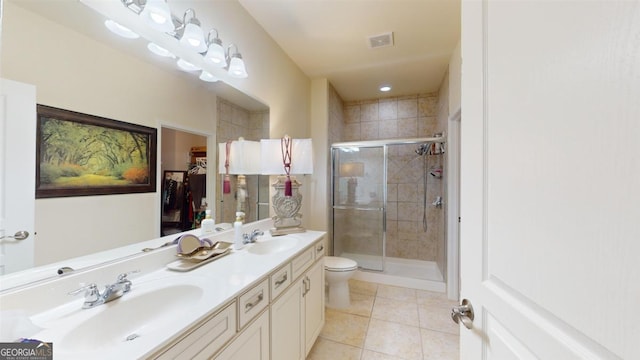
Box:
0;220;326;359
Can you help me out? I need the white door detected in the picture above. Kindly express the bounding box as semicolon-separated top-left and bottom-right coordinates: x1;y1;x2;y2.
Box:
0;79;36;274
459;2;639;359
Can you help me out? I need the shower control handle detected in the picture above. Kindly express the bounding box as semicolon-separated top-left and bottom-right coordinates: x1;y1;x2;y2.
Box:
432;196;443;208
451;299;474;329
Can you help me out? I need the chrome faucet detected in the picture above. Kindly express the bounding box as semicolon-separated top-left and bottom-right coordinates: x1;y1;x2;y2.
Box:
69;270;139;309
243;229;264;244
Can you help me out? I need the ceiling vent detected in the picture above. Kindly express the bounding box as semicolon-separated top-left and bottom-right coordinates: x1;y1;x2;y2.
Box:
367;32;394;49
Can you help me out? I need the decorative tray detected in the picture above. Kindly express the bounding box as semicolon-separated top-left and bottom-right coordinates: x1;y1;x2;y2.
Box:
166;241;233;272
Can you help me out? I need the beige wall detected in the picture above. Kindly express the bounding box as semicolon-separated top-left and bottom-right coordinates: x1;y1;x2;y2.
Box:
448;41;461;115
161;129;207;172
1;1;311;266
308;79;330;234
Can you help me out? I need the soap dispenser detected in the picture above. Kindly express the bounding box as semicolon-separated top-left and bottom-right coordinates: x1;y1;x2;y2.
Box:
233;211;245;250
201;209;215;235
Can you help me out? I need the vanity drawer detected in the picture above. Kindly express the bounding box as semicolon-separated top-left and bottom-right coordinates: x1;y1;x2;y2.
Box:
238;278;270;329
156;300;237;360
314;237;326;259
292;246;315;280
270;263;292;300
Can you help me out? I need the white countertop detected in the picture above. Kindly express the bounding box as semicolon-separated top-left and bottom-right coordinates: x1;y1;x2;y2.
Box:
0;222;326;359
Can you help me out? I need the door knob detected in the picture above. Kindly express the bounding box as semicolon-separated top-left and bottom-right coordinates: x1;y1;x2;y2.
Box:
451;298;474;329
0;230;29;241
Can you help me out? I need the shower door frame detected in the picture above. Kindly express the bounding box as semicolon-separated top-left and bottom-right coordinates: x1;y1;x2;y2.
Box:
331;136;446;273
331;143;388;271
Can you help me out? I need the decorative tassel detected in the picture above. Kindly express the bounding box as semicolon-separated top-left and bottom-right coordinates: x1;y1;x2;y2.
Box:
223;174;231;194
223;140;232;194
285;175;292;197
281;136;293;197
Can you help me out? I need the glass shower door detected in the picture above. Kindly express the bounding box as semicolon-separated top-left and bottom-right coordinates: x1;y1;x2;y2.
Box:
332;145;385;271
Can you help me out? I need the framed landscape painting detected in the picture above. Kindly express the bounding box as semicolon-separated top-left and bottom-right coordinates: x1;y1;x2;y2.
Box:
36;104;157;198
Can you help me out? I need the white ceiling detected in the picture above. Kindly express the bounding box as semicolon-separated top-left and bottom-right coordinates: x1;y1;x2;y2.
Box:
10;0;460;104
237;0;461;101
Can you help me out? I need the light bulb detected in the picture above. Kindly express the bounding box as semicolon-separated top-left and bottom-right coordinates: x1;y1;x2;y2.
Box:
177;58;201;72
204;41;226;67
228;54;248;79
147;42;175;58
179;11;207;53
139;0;174;32
104;19;139;39
199;71;219;82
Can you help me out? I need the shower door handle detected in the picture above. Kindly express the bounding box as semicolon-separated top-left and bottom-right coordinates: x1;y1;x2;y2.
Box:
451;299;474;329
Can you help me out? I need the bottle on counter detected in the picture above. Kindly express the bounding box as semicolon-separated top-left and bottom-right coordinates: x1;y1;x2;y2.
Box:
233;211;245;250
201;210;215;235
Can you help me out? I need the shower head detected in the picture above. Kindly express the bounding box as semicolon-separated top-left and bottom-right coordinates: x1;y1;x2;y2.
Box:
415;143;430;156
416;141;445;156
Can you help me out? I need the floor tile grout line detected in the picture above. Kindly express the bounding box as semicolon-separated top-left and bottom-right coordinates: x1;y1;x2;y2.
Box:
313;280;458;360
358;292;379;360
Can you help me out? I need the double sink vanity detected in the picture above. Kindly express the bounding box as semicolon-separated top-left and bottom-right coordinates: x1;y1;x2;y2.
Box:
0;219;326;359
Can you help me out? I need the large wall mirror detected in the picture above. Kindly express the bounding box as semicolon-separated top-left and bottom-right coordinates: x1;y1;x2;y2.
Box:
160;96;270;237
215;98;270;225
0;1;271;290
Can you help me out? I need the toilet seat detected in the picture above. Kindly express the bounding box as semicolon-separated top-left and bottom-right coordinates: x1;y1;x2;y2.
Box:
325;256;358;272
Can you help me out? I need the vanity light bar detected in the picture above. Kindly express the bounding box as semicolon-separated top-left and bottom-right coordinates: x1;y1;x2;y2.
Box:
116;0;248;80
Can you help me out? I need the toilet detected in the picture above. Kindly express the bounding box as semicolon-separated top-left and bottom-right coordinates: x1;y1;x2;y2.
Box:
324;256;358;309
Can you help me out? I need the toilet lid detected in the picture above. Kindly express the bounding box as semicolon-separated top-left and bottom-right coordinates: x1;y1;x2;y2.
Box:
324;256;358;271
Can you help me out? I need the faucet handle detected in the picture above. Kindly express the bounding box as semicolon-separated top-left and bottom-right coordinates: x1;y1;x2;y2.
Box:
68;283;99;301
252;229;264;237
117;270;140;282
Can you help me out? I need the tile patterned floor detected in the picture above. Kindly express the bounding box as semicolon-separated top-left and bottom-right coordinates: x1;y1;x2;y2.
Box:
307;279;459;360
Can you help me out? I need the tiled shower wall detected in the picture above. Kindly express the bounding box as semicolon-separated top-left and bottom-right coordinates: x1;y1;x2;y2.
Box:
339;94;446;262
216;98;269;224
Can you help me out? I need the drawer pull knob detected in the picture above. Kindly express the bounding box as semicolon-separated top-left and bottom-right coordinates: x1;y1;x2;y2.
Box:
245;291;264;313
275;273;288;287
302;276;311;296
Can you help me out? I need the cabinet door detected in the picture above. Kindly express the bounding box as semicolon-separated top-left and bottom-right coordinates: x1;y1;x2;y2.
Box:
215;310;269;360
271;280;305;360
304;260;325;355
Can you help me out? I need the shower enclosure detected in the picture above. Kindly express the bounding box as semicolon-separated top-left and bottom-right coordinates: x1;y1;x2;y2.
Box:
331;136;446;290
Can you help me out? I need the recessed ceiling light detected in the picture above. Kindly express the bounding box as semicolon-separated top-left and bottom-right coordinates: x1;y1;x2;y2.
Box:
104;19;139;39
380;86;392;92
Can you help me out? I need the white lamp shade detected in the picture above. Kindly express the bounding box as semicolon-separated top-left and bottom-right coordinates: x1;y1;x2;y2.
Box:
199;70;218;82
339;162;364;177
260;138;313;175
228;55;248;78
180;22;207;53
204;42;227;67
147;42;175;58
104;19;139;39
218;140;261;175
176;58;201;71
139;0;174;32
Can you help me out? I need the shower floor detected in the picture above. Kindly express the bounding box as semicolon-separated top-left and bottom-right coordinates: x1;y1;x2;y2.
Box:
339;252;446;292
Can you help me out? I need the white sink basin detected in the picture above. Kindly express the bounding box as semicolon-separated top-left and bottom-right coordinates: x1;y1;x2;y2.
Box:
29;275;215;357
248;237;298;254
58;283;202;351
